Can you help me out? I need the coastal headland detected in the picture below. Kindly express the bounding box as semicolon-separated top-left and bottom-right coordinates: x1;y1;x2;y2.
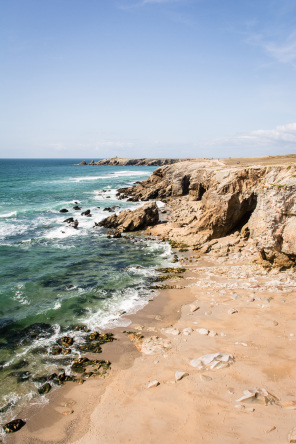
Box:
6;154;296;444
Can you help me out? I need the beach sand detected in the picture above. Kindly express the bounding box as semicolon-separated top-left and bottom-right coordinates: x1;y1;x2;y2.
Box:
6;244;296;443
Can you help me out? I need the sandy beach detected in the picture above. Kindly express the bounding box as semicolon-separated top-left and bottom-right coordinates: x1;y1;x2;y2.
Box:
5;242;296;443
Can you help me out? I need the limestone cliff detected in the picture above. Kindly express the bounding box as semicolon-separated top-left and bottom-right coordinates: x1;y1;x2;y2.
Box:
116;160;296;267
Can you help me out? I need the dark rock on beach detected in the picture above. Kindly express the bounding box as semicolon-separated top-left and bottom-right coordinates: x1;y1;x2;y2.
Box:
38;382;51;395
3;419;26;434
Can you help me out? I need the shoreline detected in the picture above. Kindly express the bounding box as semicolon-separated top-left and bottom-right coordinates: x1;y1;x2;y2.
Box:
3;155;296;443
5;251;197;443
6;243;296;443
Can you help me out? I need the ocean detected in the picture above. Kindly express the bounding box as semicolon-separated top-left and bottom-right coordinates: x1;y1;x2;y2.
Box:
0;159;171;426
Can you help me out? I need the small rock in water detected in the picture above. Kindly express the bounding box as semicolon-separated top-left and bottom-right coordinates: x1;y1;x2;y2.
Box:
175;371;189;381
59;208;68;213
38;382;51;395
197;328;209;336
3;419;26;433
147;380;160;388
288;427;296;443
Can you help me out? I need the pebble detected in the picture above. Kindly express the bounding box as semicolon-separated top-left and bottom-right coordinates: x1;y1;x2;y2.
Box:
235;404;255;413
133;325;144;331
62;410;74;415
190;304;200;313
147;327;157;332
288;427;296;443
228;308;238;315
208;330;217;337
200;374;212;382
175;371;189;381
163;328;180;336
220;332;226;337
266;426;276;434
273;321;279;326
182;328;193;335
235;342;248;347
282;401;296;410
197;328;209;335
147;380;160;389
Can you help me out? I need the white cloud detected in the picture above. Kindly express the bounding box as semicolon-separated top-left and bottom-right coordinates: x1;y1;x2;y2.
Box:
207;123;296;158
238;123;296;145
263;33;296;64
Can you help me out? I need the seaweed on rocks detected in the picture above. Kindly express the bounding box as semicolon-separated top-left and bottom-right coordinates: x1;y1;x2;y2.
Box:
38;382;51;395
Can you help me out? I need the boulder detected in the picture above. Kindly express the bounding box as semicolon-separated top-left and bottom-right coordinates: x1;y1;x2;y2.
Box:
79;160;87;165
59;208;69;213
81;209;91;216
73;205;82;210
64;217;74;223
3;419;26;433
99;202;159;232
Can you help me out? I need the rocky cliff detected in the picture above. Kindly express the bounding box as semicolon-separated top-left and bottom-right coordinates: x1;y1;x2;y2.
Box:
116;160;296;267
79;157;192;166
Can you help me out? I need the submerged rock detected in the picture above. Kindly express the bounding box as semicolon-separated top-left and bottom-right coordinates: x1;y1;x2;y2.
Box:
81;209;91;216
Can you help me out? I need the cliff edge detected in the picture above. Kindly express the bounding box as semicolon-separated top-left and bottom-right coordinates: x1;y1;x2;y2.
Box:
115;159;296;268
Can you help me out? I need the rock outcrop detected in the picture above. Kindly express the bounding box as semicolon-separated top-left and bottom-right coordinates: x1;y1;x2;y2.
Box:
116;160;296;267
79;157;192;166
98;202;159;232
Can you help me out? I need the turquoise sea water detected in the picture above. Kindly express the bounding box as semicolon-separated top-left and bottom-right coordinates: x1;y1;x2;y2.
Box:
0;159;171;425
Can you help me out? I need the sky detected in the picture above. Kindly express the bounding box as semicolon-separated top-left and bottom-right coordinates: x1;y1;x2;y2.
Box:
1;0;296;159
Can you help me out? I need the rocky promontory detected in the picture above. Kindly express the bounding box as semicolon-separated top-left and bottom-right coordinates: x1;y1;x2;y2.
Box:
114;158;296;268
79;157;192;166
98;202;159;232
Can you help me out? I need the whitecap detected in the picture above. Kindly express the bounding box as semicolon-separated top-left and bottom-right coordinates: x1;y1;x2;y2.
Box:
0;211;17;218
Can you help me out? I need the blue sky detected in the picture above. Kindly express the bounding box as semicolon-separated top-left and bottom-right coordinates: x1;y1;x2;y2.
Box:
1;0;296;158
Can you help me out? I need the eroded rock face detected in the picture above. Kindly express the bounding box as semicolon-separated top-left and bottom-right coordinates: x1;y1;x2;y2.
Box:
117;161;296;266
98;202;159;232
